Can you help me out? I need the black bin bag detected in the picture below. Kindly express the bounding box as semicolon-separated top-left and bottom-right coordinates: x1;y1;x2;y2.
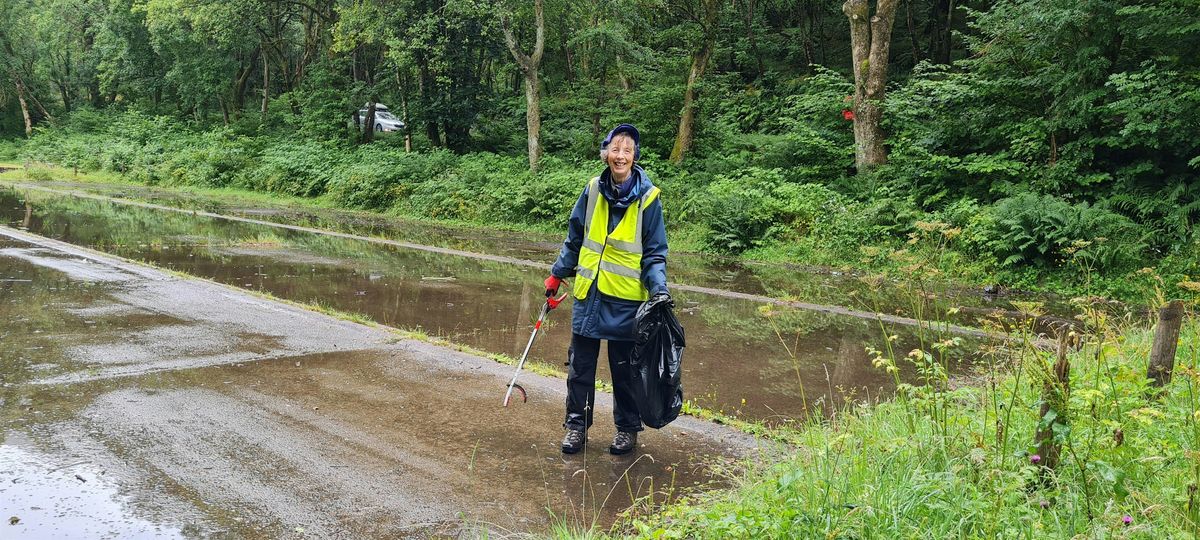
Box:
632;294;685;429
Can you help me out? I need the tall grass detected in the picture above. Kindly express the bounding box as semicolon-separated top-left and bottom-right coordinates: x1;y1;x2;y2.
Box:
618;250;1200;538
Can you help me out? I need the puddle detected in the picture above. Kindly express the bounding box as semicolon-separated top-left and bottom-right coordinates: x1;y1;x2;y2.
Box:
0;436;191;538
0;247;118;387
0;259;744;536
2;180;1079;319
1;189;1038;423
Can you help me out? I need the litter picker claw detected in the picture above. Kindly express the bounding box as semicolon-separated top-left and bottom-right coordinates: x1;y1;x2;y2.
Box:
503;283;569;406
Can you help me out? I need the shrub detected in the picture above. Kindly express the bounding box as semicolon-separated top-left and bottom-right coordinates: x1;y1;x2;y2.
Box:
697;167;852;254
485;155;590;225
24;165;55;182
239;140;345;197
0;138;23;161
160;130;259;188
327;148;458;210
972;193;1150;271
405;152;506;221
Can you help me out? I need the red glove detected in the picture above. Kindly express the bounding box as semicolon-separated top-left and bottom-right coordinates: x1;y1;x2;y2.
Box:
544;275;563;297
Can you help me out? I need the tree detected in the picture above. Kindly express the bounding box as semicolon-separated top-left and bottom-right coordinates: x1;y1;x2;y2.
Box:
142;0;259;118
92;0;167;107
843;0;898;172
0;0;50;136
501;0;545;173
668;0;719;164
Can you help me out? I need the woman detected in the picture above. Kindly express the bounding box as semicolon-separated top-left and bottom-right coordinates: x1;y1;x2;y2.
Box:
544;123;669;455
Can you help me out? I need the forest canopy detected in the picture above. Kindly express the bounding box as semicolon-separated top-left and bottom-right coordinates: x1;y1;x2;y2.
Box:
2;0;1198;298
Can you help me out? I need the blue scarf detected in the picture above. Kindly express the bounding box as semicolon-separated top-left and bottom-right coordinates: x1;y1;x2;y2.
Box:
602;166;643;209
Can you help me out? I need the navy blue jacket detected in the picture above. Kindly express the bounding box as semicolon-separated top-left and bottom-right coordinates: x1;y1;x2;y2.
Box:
551;166;669;341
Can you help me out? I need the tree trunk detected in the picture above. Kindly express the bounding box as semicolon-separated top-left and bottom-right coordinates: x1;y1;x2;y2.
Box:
361;101;376;144
261;50;270;118
501;0;545;173
15;76;33;137
25;87;52;123
232;51;257;119
416;51;440;147
745;0;764;76
669;0;719;164
562;30;574;83
83;30;103;108
927;0;952;65
905;0;921;64
398;70;413;153
669;41;713;164
56;83;71;113
943;0;955;64
523;74;542;171
88;79;102;108
844;0;898;173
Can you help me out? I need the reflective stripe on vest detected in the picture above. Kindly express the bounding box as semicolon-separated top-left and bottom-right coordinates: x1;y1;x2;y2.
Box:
574;177;661;302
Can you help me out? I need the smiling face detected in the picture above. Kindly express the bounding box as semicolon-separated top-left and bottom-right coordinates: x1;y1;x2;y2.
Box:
605;134;636;184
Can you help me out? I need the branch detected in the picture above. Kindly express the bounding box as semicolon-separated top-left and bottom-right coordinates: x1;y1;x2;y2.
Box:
276;0;334;23
500;14;531;68
531;0;545;66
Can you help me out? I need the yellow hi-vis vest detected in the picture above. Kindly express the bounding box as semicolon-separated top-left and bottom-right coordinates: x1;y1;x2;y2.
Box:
574;177;661;302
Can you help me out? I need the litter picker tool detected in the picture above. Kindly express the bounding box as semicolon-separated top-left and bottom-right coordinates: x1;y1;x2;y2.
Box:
503;283;569;406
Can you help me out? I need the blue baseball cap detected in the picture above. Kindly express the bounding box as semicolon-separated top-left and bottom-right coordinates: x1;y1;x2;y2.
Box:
601;123;640;160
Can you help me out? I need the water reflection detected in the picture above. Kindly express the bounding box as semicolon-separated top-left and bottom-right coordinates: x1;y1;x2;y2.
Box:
0;437;189;538
2;189;993;424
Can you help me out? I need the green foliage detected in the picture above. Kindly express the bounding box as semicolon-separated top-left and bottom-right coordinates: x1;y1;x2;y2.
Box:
281;58;360;143
327;148;459;210
0;138;21;161
628;312;1200;538
972;193;1150;271
696;167;852;255
239;141;345;197
9;0;1200;302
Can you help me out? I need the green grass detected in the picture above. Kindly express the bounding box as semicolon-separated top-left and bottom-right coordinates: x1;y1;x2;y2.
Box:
615;303;1200;539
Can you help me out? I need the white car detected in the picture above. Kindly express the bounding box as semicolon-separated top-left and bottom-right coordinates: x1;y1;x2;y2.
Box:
350;104;405;133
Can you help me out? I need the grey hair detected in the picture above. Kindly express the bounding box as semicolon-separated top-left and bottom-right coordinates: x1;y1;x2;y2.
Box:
599;132;637;161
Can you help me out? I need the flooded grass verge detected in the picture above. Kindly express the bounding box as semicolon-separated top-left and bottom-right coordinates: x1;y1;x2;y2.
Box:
0;174;1082;324
0;185;1045;425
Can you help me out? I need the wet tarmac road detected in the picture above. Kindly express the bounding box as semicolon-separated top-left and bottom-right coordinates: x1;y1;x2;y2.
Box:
0;227;758;538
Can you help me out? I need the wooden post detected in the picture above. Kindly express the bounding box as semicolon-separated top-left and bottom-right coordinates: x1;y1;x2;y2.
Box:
1034;335;1071;476
1148;300;1186;388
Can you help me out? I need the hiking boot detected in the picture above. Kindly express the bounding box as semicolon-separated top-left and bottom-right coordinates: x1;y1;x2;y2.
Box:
609;431;637;455
561;429;586;454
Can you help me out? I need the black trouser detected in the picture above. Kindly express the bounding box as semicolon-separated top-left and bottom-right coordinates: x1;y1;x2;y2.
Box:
564;333;643;433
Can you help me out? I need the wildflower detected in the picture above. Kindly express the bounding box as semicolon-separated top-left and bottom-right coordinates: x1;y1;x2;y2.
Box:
914;221;937;232
1122;515;1132;525
1029;454;1041;464
842;109;855;121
